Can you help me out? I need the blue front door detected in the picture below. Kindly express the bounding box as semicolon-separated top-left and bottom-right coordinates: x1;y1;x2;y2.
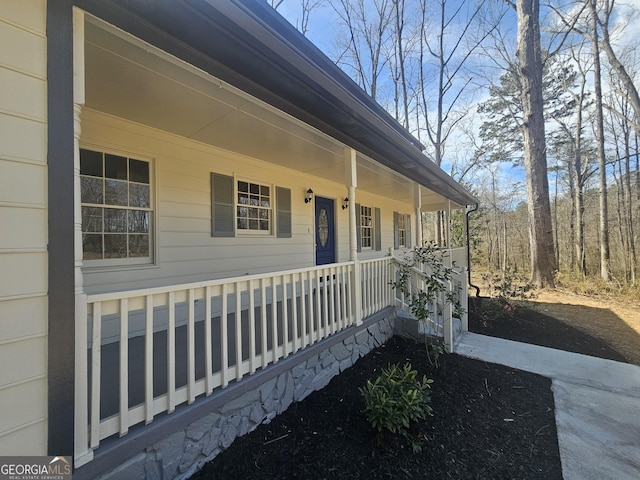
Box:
315;197;335;265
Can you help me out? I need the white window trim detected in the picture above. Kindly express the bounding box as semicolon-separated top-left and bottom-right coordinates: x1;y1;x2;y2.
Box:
398;213;407;248
360;204;374;250
235;177;275;236
80;145;156;269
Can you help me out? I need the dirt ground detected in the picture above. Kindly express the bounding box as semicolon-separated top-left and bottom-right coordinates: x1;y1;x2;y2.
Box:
528;289;640;366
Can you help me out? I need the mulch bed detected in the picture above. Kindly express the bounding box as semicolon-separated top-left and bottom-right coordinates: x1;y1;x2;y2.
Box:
192;296;572;479
468;296;629;363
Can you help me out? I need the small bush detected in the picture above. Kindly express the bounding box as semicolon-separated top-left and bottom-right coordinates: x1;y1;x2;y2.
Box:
481;266;538;301
360;363;433;443
476;266;537;325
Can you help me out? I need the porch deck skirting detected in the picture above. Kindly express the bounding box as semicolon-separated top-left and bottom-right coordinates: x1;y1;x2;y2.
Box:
74;307;396;480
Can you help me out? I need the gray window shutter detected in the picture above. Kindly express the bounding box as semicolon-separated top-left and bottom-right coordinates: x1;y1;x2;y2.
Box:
211;173;234;237
393;211;399;249
276;186;291;238
406;214;412;248
355;203;362;253
374;207;381;251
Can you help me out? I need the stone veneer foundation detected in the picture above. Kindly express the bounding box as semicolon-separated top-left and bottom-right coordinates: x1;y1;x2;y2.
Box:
77;309;396;480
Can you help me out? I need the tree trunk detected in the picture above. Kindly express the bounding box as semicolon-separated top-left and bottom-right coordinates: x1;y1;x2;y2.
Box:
393;0;409;128
624;126;637;284
574;102;586;276
553;167;560;269
516;0;557;287
590;0;612;281
502;220;508;274
575;175;586;275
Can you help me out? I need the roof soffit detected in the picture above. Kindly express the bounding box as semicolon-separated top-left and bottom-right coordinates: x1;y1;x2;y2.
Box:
74;0;477;207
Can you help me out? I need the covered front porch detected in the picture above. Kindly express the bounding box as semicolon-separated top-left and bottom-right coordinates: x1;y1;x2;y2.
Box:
68;3;475;475
75;251;468;470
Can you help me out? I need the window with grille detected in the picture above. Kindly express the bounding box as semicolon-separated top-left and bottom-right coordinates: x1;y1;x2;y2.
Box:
394;212;411;249
397;213;407;247
360;205;373;249
80;148;152;263
211;173;291;238
236;180;271;233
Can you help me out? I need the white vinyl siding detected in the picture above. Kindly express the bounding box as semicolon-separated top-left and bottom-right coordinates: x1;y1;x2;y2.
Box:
81;110;314;292
80;111;415;293
0;0;48;455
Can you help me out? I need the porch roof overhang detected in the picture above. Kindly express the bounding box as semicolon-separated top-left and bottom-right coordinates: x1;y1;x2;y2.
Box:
75;0;477;210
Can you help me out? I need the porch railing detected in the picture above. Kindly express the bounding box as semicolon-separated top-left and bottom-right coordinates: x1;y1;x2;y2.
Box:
74;257;393;466
394;247;468;351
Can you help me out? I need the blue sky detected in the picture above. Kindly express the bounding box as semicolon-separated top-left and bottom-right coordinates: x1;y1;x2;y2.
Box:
273;0;640;202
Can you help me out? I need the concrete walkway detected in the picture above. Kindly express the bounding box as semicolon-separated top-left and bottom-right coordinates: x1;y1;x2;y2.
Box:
454;332;640;480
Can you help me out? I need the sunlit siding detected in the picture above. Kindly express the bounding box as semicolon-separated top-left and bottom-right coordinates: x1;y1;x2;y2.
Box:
80;109;415;295
0;0;48;455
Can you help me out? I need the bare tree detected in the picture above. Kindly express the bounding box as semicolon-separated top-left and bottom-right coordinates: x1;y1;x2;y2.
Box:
585;0;612;281
391;0;410;128
271;0;325;36
553;43;594;275
606;71;638;283
516;0;557;287
548;0;640;282
417;0;498;245
418;0;496;168
596;0;640;134
330;0;393;100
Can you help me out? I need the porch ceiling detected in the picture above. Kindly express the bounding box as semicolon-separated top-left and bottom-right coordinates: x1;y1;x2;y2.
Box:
84;18;453;209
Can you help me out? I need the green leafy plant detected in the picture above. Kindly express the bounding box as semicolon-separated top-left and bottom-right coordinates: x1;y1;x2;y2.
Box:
478;265;537;324
389;242;465;365
360;362;433;451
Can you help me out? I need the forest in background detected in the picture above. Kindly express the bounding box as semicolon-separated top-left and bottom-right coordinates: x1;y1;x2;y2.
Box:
272;0;640;296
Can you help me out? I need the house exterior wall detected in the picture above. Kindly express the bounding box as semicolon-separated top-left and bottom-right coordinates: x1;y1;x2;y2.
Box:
80;108;416;296
0;0;49;455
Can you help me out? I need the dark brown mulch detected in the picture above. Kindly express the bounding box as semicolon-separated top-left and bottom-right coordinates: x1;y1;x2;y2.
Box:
192;294;636;478
467;296;629;363
193;331;562;479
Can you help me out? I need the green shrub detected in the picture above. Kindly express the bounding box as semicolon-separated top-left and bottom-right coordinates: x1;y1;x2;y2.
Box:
359;363;433;443
477;266;537;325
481;265;538;301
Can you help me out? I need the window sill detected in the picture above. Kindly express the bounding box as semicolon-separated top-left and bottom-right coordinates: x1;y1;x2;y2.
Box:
81;261;159;274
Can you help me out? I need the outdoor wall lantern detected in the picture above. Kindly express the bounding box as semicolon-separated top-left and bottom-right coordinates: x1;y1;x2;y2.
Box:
341;197;350;210
304;188;314;203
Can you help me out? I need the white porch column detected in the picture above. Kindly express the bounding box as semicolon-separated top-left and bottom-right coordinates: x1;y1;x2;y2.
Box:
72;8;92;468
414;184;422;248
345;148;362;325
445;200;452;247
444;200;454;352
